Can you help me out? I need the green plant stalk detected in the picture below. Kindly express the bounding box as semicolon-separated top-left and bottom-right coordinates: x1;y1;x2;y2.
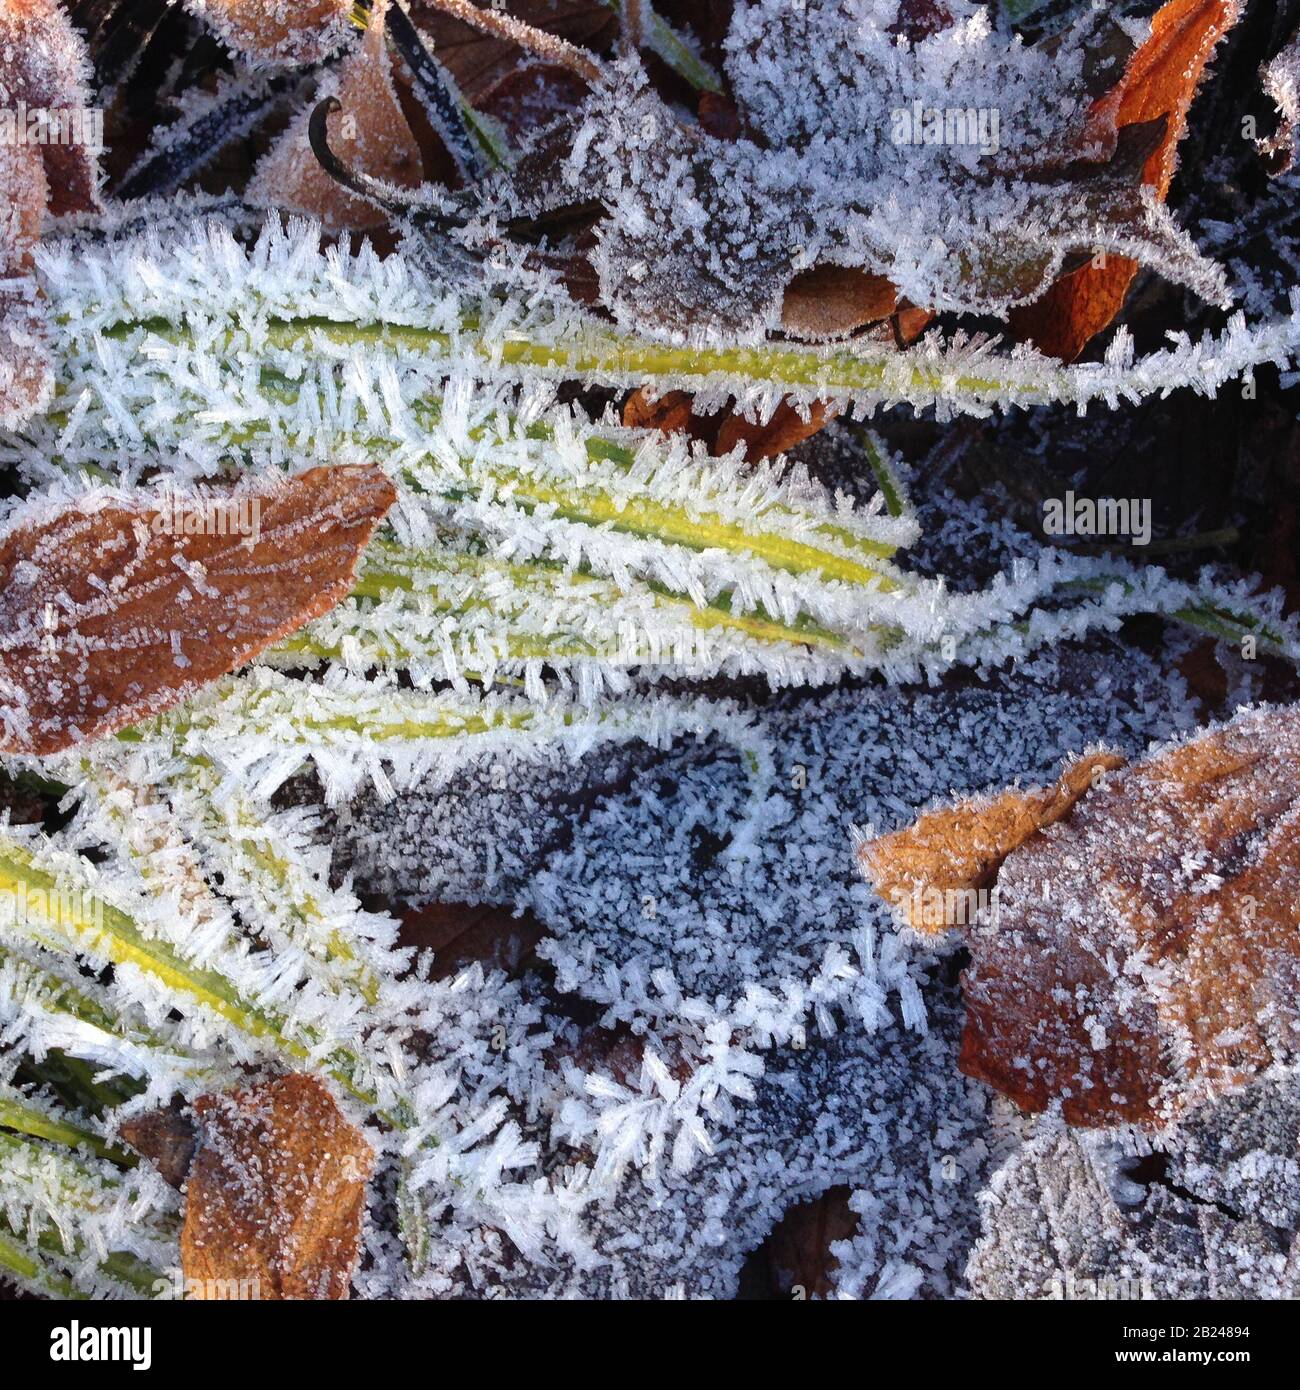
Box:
244;315;1031;408
60;339;902;590
176;759;382;1005
0;842;386;1116
0;1091;134;1167
0;1229;84;1300
276;539;866;668
0;941;198;1091
600;0;724;92
0;1131;171;1296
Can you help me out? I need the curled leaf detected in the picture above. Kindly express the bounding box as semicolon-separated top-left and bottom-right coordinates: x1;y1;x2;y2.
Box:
0;464;397;755
1010;0;1242;361
858;752;1124;933
182;1074;374;1300
861;706;1300;1127
248;0;424;231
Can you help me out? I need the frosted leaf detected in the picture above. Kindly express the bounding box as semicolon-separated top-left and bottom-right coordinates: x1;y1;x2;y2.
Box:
248;0;425;232
864;704;1300;1127
0;0;101;217
0;465;395;754
182;1073;374;1299
183;0;354;69
549;2;1236;343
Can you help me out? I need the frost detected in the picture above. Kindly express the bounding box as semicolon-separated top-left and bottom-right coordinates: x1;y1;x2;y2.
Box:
542;3;1234;341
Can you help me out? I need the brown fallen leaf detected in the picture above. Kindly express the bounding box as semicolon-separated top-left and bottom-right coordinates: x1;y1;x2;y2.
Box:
1010;0;1242;361
399;900;545;980
715;398;838;463
0;0;102;217
622;386;698;437
622;386;835;463
779;264;899;342
860;706;1300;1127
858;751;1125;933
0;464;396;756
248;0;424;231
182;1074;374;1300
410;0;614;101
184;0;353;67
764;1187;858;1299
476;60;591;144
118;1106;198;1189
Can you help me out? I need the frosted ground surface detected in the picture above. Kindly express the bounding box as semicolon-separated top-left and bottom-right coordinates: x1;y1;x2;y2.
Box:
336;633;1291;1297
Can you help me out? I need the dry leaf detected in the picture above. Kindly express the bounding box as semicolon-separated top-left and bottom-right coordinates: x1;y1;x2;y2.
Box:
622;386;698;436
476;60;591;143
410;0;614;101
622;387;834;463
1010;0;1241;361
118;1106;198;1189
764;1187;858;1299
858;751;1125;933
861;707;1300;1127
716;398;837;463
0;0;102;217
248;0;424;231
399;900;545;980
184;0;354;67
0;464;396;755
779;264;899;342
182;1074;374;1300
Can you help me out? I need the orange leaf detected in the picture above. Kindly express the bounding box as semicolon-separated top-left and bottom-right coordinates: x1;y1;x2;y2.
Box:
182;1074;374;1300
248;0;424;231
185;0;353;66
865;707;1300;1127
780;264;899;342
1010;0;1241;362
857;752;1125;934
621;386;697;436
716;398;837;463
0;464;396;755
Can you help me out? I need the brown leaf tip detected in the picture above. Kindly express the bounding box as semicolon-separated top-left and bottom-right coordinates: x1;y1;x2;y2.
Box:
857;750;1125;934
182;1073;375;1301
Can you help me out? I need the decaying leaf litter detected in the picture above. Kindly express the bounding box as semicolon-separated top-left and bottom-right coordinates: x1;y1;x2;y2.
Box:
1;0;1300;1301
